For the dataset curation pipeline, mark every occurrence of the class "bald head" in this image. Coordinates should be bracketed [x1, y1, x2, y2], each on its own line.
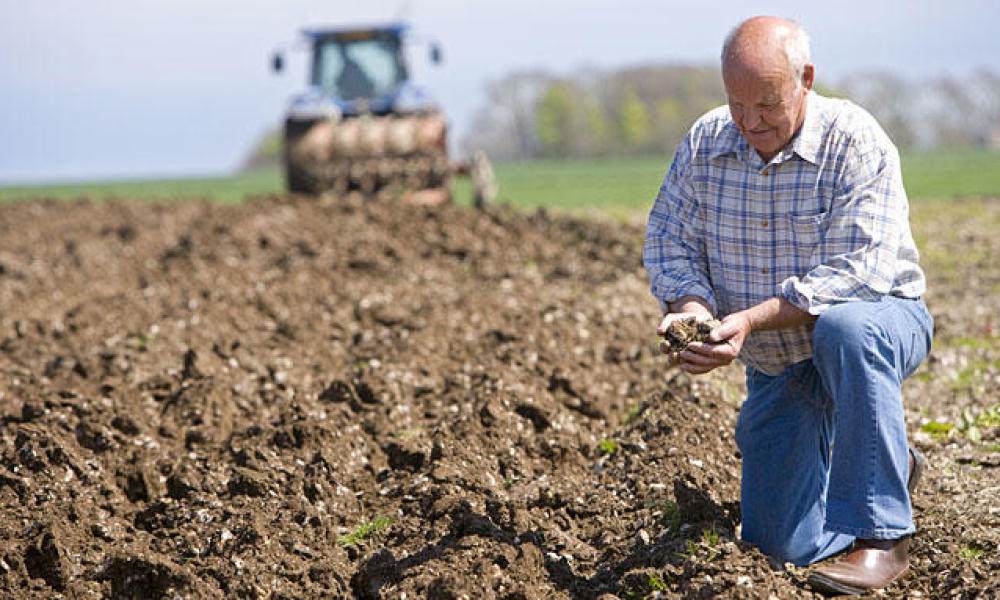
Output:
[719, 16, 814, 162]
[722, 16, 811, 86]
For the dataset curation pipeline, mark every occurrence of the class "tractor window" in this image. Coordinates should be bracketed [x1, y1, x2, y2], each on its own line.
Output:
[314, 37, 404, 100]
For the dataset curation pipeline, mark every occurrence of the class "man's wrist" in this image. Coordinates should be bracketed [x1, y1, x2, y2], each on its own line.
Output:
[741, 297, 814, 333]
[667, 295, 713, 317]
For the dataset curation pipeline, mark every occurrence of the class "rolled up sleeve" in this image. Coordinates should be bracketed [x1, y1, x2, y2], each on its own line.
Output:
[643, 140, 718, 315]
[781, 137, 906, 314]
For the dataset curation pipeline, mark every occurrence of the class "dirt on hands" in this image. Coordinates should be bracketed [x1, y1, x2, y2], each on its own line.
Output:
[661, 317, 722, 353]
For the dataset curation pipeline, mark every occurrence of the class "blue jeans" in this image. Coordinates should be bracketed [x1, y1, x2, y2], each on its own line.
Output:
[735, 297, 933, 566]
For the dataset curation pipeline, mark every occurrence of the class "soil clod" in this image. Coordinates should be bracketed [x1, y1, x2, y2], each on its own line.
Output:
[661, 316, 722, 352]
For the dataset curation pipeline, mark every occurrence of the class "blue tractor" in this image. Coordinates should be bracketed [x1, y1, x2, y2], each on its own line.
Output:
[272, 23, 456, 203]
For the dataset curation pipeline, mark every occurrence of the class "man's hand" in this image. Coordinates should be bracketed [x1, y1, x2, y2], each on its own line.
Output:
[655, 312, 712, 337]
[656, 297, 812, 375]
[656, 311, 713, 367]
[673, 312, 752, 375]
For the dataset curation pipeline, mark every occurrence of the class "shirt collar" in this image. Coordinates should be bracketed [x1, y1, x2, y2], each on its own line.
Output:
[708, 120, 748, 161]
[708, 91, 823, 165]
[787, 91, 822, 165]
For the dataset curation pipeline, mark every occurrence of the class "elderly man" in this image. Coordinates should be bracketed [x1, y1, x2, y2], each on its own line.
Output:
[643, 16, 933, 595]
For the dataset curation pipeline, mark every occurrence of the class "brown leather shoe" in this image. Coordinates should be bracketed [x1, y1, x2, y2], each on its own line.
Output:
[807, 537, 910, 595]
[807, 448, 924, 595]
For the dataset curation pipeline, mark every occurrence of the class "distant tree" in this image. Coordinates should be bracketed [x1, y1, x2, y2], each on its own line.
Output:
[970, 69, 1000, 147]
[838, 69, 1000, 149]
[604, 65, 723, 153]
[583, 102, 613, 156]
[534, 80, 616, 158]
[931, 75, 983, 147]
[617, 87, 652, 152]
[460, 70, 552, 160]
[464, 64, 725, 160]
[653, 97, 686, 151]
[460, 62, 1000, 160]
[839, 71, 921, 147]
[536, 81, 577, 158]
[240, 127, 283, 171]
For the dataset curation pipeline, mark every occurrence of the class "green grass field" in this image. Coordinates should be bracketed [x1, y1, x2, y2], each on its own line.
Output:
[2, 149, 999, 213]
[467, 149, 1000, 216]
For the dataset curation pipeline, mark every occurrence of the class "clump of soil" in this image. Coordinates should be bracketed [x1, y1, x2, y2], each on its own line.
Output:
[0, 192, 996, 599]
[661, 317, 722, 353]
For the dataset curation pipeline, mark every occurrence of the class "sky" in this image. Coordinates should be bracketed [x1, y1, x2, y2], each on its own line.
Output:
[1, 0, 998, 184]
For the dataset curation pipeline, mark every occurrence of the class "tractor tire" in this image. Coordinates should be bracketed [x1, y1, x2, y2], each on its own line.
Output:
[285, 161, 319, 194]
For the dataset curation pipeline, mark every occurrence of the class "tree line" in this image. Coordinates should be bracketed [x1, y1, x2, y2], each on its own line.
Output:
[459, 65, 1000, 161]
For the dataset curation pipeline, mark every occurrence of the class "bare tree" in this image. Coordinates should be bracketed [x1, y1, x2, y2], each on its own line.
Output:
[461, 63, 1000, 159]
[460, 70, 553, 160]
[840, 69, 1000, 149]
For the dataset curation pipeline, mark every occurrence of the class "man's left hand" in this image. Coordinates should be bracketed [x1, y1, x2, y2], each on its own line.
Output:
[675, 312, 752, 374]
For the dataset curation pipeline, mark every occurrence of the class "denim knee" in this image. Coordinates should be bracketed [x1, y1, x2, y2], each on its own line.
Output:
[812, 301, 877, 364]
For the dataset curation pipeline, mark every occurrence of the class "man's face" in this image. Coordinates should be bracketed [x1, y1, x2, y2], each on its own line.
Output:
[723, 62, 812, 162]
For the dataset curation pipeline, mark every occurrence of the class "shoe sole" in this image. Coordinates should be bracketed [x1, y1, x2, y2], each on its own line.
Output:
[807, 566, 910, 597]
[908, 447, 926, 496]
[806, 572, 866, 596]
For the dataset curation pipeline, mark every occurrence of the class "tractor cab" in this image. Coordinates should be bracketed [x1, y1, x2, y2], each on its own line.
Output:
[306, 25, 408, 116]
[274, 24, 440, 120]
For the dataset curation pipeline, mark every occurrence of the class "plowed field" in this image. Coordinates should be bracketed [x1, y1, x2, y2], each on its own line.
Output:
[0, 194, 997, 598]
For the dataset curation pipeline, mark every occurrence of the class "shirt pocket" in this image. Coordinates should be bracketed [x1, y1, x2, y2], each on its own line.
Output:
[787, 213, 825, 248]
[785, 213, 826, 269]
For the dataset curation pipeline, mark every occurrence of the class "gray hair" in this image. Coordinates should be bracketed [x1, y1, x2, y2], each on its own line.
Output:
[722, 18, 811, 85]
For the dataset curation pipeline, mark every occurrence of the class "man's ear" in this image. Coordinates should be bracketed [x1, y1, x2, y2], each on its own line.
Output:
[802, 63, 815, 91]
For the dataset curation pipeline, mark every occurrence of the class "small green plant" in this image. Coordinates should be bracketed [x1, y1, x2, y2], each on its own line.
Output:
[503, 476, 517, 489]
[959, 542, 986, 560]
[680, 523, 720, 562]
[338, 515, 394, 547]
[962, 404, 1000, 442]
[655, 500, 683, 531]
[924, 404, 1000, 444]
[132, 333, 152, 351]
[920, 420, 955, 440]
[647, 573, 668, 592]
[624, 573, 669, 599]
[598, 439, 617, 454]
[920, 404, 1000, 444]
[682, 539, 699, 559]
[392, 428, 421, 439]
[701, 523, 719, 548]
[621, 403, 643, 426]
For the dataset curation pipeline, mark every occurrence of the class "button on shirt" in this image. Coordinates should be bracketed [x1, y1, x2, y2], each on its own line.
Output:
[644, 92, 926, 375]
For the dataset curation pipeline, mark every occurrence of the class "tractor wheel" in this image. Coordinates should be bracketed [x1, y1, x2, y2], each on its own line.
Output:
[285, 161, 321, 194]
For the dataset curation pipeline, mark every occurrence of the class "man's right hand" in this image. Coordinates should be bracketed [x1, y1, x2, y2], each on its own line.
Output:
[655, 312, 714, 337]
[656, 311, 715, 367]
[655, 296, 715, 366]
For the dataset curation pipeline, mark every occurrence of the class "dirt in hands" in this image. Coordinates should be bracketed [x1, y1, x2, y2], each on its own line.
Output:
[660, 317, 722, 353]
[0, 193, 996, 599]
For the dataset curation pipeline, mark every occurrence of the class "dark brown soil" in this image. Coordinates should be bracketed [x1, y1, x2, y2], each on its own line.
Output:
[0, 193, 997, 599]
[660, 318, 722, 353]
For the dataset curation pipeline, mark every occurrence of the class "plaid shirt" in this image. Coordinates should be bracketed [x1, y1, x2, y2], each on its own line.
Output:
[644, 92, 926, 375]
